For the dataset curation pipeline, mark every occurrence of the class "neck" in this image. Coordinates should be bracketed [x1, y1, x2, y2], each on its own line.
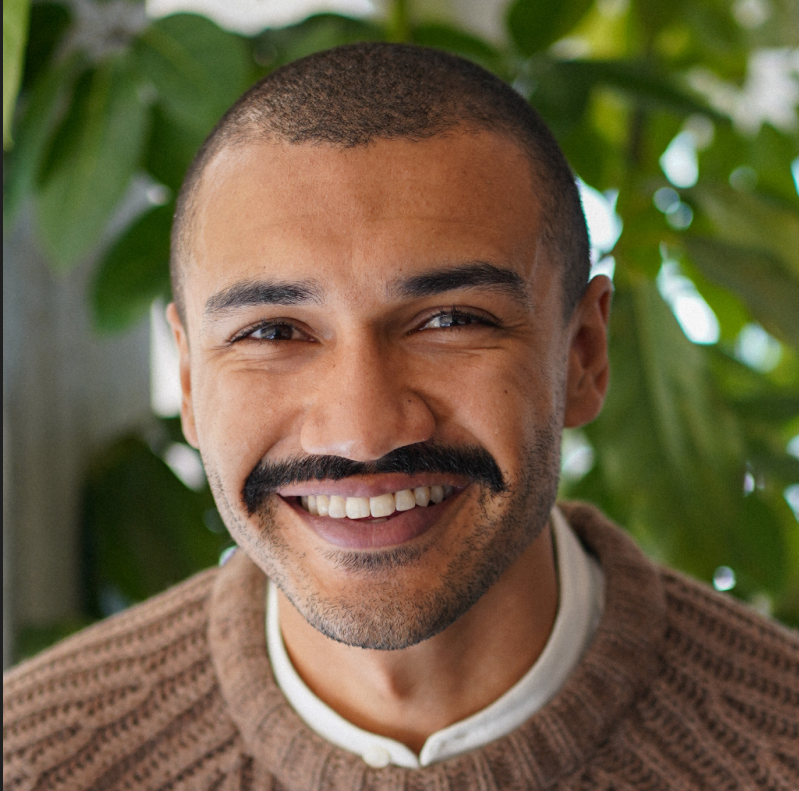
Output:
[277, 525, 558, 753]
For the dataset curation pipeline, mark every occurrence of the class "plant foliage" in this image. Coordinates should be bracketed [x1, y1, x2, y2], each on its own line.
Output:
[4, 0, 798, 628]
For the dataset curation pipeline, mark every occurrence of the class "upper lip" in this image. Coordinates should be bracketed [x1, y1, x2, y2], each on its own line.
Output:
[275, 473, 469, 499]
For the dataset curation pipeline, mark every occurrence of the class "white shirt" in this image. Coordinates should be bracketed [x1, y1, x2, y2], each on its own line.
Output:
[266, 506, 604, 768]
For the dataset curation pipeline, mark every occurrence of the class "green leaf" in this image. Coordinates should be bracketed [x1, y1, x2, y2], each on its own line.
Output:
[254, 13, 384, 70]
[82, 433, 228, 608]
[677, 257, 751, 344]
[627, 275, 723, 474]
[132, 14, 250, 137]
[691, 184, 799, 277]
[35, 58, 149, 270]
[525, 57, 723, 138]
[560, 123, 616, 190]
[698, 125, 799, 209]
[507, 0, 594, 57]
[411, 22, 504, 75]
[387, 0, 410, 42]
[746, 126, 799, 207]
[728, 392, 799, 424]
[20, 2, 71, 91]
[143, 105, 205, 193]
[556, 59, 724, 119]
[3, 0, 31, 148]
[524, 58, 594, 132]
[679, 2, 745, 76]
[91, 203, 173, 332]
[684, 236, 799, 351]
[728, 493, 790, 597]
[572, 276, 789, 592]
[748, 444, 799, 484]
[3, 51, 85, 230]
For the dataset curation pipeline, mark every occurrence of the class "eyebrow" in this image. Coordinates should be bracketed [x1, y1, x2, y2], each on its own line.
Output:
[204, 261, 530, 320]
[390, 262, 531, 306]
[204, 279, 322, 318]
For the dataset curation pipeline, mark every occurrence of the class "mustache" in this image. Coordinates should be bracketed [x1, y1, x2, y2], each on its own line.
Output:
[243, 442, 507, 515]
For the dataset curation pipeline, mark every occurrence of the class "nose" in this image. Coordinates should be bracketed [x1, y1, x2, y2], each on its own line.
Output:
[299, 335, 435, 461]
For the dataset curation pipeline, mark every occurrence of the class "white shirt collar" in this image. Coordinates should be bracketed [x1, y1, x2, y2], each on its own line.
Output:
[266, 505, 604, 769]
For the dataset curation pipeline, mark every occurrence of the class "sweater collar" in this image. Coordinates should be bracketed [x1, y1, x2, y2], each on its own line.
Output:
[264, 507, 605, 768]
[208, 502, 667, 790]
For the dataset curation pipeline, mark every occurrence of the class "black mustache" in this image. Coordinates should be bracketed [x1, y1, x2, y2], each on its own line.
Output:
[243, 442, 507, 515]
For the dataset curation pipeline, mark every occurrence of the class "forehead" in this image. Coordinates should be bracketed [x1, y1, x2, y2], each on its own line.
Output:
[184, 131, 545, 323]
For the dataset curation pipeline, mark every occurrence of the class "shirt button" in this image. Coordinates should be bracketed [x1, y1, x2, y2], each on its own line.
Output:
[362, 744, 391, 768]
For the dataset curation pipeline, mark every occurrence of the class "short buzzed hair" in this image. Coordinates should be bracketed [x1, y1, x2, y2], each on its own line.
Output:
[170, 43, 590, 321]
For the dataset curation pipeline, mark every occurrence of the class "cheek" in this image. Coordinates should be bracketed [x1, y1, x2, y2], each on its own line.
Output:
[421, 350, 562, 458]
[192, 365, 303, 498]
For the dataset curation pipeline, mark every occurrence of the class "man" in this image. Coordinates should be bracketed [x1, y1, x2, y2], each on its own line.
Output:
[4, 43, 797, 791]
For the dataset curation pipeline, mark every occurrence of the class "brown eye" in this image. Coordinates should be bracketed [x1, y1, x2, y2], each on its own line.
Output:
[430, 313, 469, 328]
[422, 310, 495, 330]
[249, 323, 297, 341]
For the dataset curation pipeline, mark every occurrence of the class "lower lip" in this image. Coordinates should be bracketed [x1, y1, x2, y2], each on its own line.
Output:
[286, 494, 462, 550]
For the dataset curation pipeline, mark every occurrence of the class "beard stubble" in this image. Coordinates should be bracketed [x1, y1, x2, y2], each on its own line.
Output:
[212, 423, 561, 651]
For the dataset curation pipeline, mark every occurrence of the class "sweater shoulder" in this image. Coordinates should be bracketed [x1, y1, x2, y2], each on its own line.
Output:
[639, 568, 799, 780]
[3, 567, 243, 790]
[659, 565, 799, 682]
[578, 565, 799, 791]
[6, 566, 217, 676]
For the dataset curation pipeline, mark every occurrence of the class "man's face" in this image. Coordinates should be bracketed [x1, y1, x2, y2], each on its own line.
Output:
[170, 130, 601, 649]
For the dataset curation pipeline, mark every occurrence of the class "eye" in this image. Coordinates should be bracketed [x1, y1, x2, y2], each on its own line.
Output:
[231, 321, 308, 343]
[421, 309, 497, 330]
[251, 323, 296, 341]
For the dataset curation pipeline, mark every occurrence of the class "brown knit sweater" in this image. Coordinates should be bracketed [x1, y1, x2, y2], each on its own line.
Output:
[4, 503, 798, 790]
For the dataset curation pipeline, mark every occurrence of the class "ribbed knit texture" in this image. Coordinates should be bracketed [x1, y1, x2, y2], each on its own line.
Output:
[4, 503, 798, 790]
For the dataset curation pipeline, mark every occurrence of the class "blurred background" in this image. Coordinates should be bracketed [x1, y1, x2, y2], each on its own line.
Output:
[3, 0, 798, 668]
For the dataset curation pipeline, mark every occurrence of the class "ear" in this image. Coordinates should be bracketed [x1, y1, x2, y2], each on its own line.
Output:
[165, 302, 199, 449]
[563, 275, 613, 428]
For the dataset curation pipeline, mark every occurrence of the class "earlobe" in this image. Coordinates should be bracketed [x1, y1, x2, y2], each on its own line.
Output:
[165, 302, 199, 449]
[563, 275, 613, 429]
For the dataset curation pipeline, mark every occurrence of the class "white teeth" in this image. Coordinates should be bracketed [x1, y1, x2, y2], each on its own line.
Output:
[345, 496, 371, 519]
[395, 489, 416, 511]
[370, 493, 396, 518]
[328, 495, 346, 519]
[299, 485, 456, 516]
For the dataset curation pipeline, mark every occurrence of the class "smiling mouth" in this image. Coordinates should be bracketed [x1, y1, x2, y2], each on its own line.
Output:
[297, 485, 456, 520]
[283, 483, 464, 550]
